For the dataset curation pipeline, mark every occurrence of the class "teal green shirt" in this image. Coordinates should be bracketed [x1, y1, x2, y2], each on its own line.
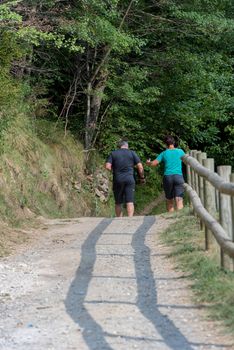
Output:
[156, 148, 185, 175]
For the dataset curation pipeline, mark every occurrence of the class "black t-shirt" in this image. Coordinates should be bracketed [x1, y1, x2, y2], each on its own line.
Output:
[106, 148, 141, 182]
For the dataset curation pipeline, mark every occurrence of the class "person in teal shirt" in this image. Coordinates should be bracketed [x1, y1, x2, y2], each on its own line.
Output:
[146, 135, 185, 212]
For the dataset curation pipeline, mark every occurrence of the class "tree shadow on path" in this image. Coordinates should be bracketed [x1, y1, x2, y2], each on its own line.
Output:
[132, 216, 193, 350]
[65, 218, 113, 350]
[65, 216, 229, 350]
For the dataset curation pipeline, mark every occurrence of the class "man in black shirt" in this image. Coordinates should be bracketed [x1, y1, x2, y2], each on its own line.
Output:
[105, 140, 145, 217]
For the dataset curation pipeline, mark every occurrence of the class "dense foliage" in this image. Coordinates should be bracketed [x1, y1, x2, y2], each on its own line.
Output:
[0, 0, 233, 165]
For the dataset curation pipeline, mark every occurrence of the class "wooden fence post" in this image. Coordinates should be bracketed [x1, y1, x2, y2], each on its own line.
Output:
[218, 166, 233, 271]
[197, 152, 207, 205]
[186, 154, 191, 187]
[190, 150, 197, 190]
[189, 150, 197, 213]
[231, 173, 234, 247]
[194, 151, 201, 194]
[186, 152, 192, 209]
[197, 152, 207, 230]
[183, 154, 234, 266]
[203, 158, 216, 250]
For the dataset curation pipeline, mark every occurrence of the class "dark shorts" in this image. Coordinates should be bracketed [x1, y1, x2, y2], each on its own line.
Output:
[113, 179, 135, 205]
[163, 175, 185, 200]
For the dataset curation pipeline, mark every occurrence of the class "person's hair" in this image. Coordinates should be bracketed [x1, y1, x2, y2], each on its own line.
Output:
[118, 139, 129, 148]
[164, 135, 175, 147]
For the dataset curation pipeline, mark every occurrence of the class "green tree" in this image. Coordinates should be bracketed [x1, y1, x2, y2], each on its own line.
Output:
[1, 0, 233, 165]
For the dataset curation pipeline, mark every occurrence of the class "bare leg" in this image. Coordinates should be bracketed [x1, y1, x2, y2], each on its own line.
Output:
[115, 204, 123, 217]
[126, 202, 134, 217]
[166, 199, 175, 212]
[175, 197, 183, 210]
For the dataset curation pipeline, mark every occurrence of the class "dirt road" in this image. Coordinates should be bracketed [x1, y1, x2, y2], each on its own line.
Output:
[0, 216, 233, 350]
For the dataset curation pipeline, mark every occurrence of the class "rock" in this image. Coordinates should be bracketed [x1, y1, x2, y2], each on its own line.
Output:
[95, 189, 102, 198]
[98, 183, 108, 193]
[22, 207, 36, 219]
[73, 181, 82, 192]
[86, 175, 93, 182]
[95, 188, 107, 203]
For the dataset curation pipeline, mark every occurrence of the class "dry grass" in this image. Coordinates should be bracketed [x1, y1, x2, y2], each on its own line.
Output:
[0, 117, 112, 256]
[0, 221, 29, 257]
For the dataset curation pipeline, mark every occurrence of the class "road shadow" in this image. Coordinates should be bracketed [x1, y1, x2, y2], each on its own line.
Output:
[65, 216, 230, 350]
[132, 216, 194, 350]
[65, 218, 113, 350]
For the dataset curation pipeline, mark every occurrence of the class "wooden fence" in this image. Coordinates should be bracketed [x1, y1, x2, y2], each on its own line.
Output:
[182, 151, 234, 271]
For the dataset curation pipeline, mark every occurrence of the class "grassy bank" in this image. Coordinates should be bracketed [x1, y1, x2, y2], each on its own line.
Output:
[0, 115, 164, 255]
[160, 208, 234, 334]
[0, 116, 114, 256]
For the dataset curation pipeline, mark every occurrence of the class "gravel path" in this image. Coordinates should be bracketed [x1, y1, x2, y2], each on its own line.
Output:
[0, 216, 233, 350]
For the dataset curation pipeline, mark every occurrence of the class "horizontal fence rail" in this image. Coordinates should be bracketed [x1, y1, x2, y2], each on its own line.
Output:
[184, 184, 234, 258]
[182, 151, 234, 271]
[183, 155, 234, 195]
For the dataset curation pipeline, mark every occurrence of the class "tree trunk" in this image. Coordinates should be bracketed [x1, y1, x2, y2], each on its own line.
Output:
[85, 70, 108, 150]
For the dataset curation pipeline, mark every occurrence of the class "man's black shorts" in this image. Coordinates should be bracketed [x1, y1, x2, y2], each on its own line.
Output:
[113, 179, 135, 204]
[163, 174, 184, 200]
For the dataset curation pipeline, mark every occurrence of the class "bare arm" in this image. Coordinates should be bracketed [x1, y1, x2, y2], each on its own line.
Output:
[136, 162, 144, 179]
[105, 162, 112, 171]
[146, 159, 159, 167]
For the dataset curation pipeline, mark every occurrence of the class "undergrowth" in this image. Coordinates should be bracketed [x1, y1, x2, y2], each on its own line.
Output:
[160, 208, 234, 334]
[135, 168, 162, 214]
[0, 116, 114, 255]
